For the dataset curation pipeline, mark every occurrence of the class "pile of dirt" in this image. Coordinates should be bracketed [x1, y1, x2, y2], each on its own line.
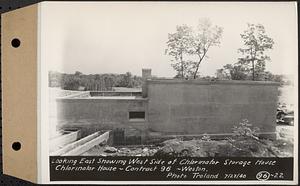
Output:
[83, 145, 159, 156]
[153, 137, 293, 157]
[114, 147, 158, 156]
[83, 137, 293, 157]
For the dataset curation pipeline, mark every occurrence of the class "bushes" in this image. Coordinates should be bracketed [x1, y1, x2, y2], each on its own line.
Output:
[232, 119, 260, 140]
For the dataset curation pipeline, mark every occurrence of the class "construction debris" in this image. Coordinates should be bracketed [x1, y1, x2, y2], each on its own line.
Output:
[104, 147, 118, 153]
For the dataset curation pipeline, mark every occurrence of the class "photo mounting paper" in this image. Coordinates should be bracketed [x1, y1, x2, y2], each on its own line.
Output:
[2, 1, 298, 185]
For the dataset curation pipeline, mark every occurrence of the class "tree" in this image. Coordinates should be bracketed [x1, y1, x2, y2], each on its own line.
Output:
[217, 64, 248, 80]
[165, 25, 193, 78]
[104, 75, 114, 90]
[190, 18, 223, 79]
[216, 63, 285, 84]
[166, 19, 223, 79]
[48, 71, 62, 87]
[94, 74, 102, 90]
[62, 75, 80, 90]
[238, 23, 274, 80]
[52, 71, 144, 91]
[116, 72, 134, 88]
[75, 71, 82, 76]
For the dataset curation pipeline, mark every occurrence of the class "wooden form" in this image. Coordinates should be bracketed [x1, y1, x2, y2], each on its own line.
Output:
[49, 131, 79, 153]
[51, 131, 110, 156]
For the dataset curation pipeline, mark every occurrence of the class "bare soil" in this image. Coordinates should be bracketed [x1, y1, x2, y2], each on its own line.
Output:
[83, 126, 294, 157]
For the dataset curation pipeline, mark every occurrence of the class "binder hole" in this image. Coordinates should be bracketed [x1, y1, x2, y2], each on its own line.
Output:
[12, 142, 21, 151]
[11, 38, 21, 48]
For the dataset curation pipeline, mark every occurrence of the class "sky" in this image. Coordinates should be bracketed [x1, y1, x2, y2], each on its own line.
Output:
[41, 2, 298, 77]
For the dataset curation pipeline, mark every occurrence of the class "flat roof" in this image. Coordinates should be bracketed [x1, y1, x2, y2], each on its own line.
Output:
[86, 96, 142, 99]
[57, 96, 148, 101]
[147, 79, 280, 86]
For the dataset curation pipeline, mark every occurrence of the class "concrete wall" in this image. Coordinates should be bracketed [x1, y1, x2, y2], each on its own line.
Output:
[56, 98, 148, 139]
[146, 80, 279, 137]
[56, 80, 279, 140]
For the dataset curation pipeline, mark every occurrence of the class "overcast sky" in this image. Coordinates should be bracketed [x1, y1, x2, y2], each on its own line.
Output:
[41, 2, 297, 77]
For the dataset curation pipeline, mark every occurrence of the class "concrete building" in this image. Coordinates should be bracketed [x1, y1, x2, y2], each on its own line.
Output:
[56, 69, 279, 144]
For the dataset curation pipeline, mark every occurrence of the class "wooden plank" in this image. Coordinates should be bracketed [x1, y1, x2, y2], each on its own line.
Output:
[50, 131, 101, 156]
[63, 131, 110, 156]
[49, 131, 79, 153]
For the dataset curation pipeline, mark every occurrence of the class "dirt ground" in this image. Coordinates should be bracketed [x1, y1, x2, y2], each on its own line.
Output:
[83, 124, 294, 157]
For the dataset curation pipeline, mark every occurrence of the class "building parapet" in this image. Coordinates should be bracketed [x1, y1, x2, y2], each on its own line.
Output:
[146, 79, 280, 86]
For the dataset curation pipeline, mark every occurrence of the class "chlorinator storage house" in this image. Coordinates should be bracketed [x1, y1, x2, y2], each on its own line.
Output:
[55, 69, 279, 145]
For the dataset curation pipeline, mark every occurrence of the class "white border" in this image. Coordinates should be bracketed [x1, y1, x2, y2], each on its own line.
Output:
[37, 2, 42, 183]
[39, 2, 51, 183]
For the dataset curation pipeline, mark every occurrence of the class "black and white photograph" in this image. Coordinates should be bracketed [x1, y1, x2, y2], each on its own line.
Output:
[42, 1, 297, 183]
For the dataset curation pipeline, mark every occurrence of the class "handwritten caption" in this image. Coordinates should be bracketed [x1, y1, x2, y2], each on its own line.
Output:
[50, 157, 293, 181]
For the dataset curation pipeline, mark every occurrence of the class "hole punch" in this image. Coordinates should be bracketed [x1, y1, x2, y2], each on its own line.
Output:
[12, 142, 21, 151]
[11, 38, 21, 48]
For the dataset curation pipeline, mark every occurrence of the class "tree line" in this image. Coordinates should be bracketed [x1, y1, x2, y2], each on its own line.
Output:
[50, 20, 284, 91]
[166, 19, 276, 81]
[49, 71, 143, 91]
